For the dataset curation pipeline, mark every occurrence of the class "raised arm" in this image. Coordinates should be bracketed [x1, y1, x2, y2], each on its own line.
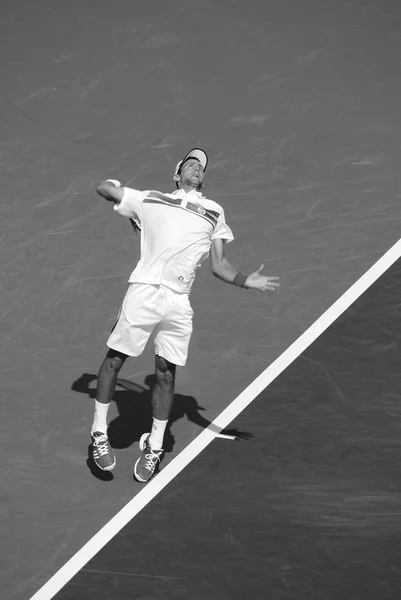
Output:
[210, 238, 280, 292]
[96, 179, 124, 204]
[96, 180, 143, 233]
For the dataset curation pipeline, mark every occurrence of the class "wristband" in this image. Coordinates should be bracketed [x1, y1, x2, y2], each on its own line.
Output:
[106, 179, 121, 187]
[233, 273, 248, 288]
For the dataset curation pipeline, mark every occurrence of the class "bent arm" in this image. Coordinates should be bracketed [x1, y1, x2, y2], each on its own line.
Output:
[96, 180, 124, 204]
[210, 238, 280, 292]
[210, 238, 238, 284]
[96, 180, 142, 228]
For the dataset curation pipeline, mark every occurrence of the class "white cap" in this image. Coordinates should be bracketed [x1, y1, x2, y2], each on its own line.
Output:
[174, 148, 208, 176]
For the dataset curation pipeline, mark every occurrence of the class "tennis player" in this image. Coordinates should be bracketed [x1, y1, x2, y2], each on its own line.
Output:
[91, 148, 280, 482]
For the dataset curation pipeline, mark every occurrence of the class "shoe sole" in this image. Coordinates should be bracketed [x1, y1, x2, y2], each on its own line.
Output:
[94, 458, 116, 472]
[139, 432, 150, 451]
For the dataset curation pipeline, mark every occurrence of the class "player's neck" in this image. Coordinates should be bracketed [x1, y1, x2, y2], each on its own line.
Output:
[178, 183, 202, 194]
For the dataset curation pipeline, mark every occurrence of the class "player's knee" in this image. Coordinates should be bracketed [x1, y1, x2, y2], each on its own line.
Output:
[105, 350, 126, 373]
[109, 357, 124, 372]
[155, 356, 176, 389]
[157, 372, 175, 393]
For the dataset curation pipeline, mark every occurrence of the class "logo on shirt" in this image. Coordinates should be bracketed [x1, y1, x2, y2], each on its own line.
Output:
[144, 192, 220, 228]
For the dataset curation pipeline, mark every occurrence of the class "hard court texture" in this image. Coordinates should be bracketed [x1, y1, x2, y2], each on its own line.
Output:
[55, 257, 401, 599]
[1, 0, 401, 598]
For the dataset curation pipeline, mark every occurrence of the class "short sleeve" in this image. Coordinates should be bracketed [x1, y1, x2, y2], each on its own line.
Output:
[211, 208, 234, 243]
[113, 188, 148, 222]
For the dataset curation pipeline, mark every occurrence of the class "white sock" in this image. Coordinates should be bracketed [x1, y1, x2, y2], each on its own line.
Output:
[91, 400, 110, 435]
[149, 418, 168, 450]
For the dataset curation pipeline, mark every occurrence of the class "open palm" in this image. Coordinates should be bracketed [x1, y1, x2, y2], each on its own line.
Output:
[246, 264, 280, 291]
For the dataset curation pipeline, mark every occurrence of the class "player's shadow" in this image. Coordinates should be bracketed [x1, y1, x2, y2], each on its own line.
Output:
[72, 372, 252, 478]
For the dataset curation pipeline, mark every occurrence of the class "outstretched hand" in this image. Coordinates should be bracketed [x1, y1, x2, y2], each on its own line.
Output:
[245, 264, 280, 292]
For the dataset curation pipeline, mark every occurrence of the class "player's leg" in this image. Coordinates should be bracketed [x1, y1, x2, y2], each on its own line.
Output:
[134, 288, 193, 483]
[91, 349, 128, 471]
[150, 354, 176, 445]
[91, 283, 161, 471]
[133, 355, 176, 483]
[96, 349, 128, 406]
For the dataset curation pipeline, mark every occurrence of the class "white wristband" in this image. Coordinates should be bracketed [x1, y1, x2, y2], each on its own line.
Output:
[106, 179, 121, 187]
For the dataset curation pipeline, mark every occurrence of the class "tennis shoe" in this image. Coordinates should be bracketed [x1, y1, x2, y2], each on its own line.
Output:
[134, 433, 163, 483]
[91, 431, 116, 471]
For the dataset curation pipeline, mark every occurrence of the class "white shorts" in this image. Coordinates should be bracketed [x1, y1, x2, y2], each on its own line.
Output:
[107, 283, 193, 366]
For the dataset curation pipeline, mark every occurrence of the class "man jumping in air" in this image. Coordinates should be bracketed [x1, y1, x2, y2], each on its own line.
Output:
[92, 148, 280, 482]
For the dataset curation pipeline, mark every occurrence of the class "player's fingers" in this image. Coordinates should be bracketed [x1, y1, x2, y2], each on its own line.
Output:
[256, 264, 264, 274]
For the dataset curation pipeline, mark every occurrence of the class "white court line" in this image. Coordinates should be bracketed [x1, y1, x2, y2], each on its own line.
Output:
[30, 237, 401, 600]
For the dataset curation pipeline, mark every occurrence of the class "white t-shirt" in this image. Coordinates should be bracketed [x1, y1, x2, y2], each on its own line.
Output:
[114, 187, 234, 294]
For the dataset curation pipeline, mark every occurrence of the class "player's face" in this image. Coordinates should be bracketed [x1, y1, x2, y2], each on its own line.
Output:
[179, 159, 205, 187]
